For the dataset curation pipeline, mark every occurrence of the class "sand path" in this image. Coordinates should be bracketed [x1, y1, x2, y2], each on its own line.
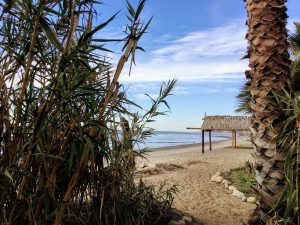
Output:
[137, 138, 256, 225]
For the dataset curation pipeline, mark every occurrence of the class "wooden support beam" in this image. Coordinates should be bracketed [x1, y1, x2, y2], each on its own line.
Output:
[234, 130, 237, 148]
[186, 127, 202, 130]
[231, 130, 234, 148]
[209, 130, 212, 151]
[231, 130, 237, 148]
[202, 130, 204, 153]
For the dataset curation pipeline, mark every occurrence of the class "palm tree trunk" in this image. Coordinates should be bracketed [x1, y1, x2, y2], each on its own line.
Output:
[245, 0, 291, 223]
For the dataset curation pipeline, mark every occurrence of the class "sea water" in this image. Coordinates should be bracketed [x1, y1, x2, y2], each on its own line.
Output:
[134, 131, 231, 149]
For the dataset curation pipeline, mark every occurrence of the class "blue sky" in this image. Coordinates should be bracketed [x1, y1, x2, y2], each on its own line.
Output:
[96, 0, 300, 131]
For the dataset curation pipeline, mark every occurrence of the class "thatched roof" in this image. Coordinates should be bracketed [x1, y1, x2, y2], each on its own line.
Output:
[201, 116, 250, 131]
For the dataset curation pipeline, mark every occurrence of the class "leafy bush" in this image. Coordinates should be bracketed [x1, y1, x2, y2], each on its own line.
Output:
[273, 91, 300, 225]
[224, 161, 257, 195]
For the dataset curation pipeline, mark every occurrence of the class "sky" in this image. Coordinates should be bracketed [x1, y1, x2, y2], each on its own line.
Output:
[96, 0, 300, 131]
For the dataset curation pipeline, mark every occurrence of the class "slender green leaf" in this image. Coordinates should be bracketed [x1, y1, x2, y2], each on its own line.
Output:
[39, 17, 63, 52]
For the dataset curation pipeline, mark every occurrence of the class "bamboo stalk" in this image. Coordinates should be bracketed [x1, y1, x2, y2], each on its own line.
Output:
[53, 21, 139, 225]
[96, 22, 139, 123]
[30, 0, 78, 141]
[97, 41, 134, 119]
[52, 143, 90, 225]
[13, 3, 42, 134]
[7, 3, 43, 223]
[8, 2, 79, 223]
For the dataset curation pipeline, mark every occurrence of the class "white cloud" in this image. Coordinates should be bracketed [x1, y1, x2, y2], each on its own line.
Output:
[153, 34, 173, 44]
[124, 82, 242, 100]
[173, 86, 189, 95]
[153, 21, 247, 60]
[119, 20, 248, 83]
[133, 93, 159, 100]
[121, 61, 247, 82]
[118, 18, 299, 83]
[225, 87, 239, 93]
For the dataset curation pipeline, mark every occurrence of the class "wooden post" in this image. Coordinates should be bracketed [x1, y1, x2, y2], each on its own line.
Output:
[209, 130, 212, 151]
[231, 130, 234, 148]
[202, 130, 204, 153]
[234, 130, 237, 148]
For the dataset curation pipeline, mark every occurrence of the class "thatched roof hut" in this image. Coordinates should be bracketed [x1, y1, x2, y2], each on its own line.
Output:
[187, 115, 250, 153]
[201, 116, 250, 131]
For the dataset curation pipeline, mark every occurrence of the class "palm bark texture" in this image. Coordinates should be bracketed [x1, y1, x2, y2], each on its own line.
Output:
[245, 0, 292, 222]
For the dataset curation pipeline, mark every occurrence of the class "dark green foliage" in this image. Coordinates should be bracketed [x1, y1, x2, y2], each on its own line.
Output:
[0, 1, 177, 225]
[235, 81, 251, 114]
[273, 91, 299, 225]
[290, 22, 300, 94]
[224, 161, 257, 195]
[289, 22, 300, 58]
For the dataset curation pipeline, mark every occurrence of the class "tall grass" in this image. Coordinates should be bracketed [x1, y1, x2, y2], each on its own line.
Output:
[0, 1, 176, 224]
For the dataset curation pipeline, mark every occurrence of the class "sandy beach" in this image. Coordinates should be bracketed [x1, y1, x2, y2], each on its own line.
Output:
[137, 136, 256, 225]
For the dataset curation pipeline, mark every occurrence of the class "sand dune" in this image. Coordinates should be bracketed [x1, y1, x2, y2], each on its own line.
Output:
[137, 137, 256, 225]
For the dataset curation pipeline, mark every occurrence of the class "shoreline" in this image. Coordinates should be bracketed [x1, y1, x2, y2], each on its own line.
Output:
[137, 135, 251, 166]
[142, 134, 250, 152]
[139, 133, 250, 153]
[144, 139, 228, 152]
[134, 130, 247, 152]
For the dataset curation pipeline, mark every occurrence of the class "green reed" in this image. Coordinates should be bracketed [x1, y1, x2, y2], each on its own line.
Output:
[0, 1, 176, 224]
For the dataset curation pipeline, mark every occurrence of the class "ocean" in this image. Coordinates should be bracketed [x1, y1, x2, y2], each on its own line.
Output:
[134, 131, 231, 149]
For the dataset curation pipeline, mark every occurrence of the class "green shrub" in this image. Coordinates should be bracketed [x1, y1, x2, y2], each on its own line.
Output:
[225, 161, 257, 195]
